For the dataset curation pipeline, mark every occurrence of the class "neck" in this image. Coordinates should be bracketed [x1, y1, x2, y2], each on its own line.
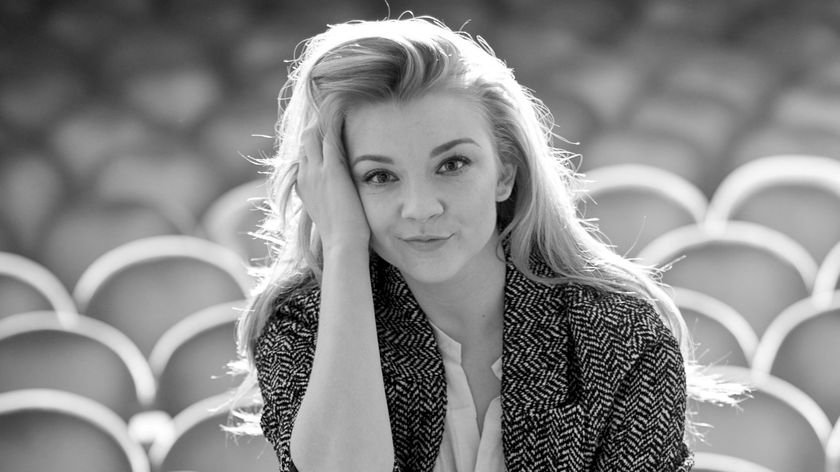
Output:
[401, 240, 507, 343]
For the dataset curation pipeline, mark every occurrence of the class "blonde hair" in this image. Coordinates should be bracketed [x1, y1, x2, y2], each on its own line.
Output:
[228, 15, 742, 438]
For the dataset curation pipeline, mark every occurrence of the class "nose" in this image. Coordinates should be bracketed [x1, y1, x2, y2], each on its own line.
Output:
[399, 179, 444, 221]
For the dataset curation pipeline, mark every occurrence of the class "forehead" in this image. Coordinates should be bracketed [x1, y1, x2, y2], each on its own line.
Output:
[344, 92, 493, 156]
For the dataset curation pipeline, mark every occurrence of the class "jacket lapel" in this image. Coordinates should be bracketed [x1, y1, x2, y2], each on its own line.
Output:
[502, 260, 591, 470]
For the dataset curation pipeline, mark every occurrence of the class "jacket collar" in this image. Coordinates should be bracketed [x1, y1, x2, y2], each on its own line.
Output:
[370, 246, 573, 409]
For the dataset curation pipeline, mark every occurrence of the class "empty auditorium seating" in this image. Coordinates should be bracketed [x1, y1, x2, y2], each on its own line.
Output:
[752, 291, 840, 423]
[149, 300, 246, 416]
[624, 89, 743, 193]
[0, 389, 151, 472]
[654, 48, 780, 119]
[547, 46, 652, 127]
[91, 138, 228, 222]
[690, 366, 831, 472]
[639, 222, 817, 337]
[706, 154, 840, 263]
[772, 82, 840, 134]
[3, 2, 840, 469]
[73, 235, 253, 356]
[196, 95, 276, 189]
[0, 311, 155, 420]
[47, 100, 159, 187]
[727, 123, 840, 172]
[579, 164, 707, 260]
[672, 287, 756, 367]
[148, 393, 278, 472]
[0, 149, 68, 257]
[0, 252, 76, 319]
[580, 127, 707, 191]
[201, 179, 269, 264]
[37, 198, 190, 289]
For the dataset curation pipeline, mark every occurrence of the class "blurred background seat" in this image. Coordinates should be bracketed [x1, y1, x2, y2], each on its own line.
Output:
[752, 291, 840, 424]
[639, 222, 817, 338]
[706, 155, 840, 264]
[815, 241, 840, 305]
[195, 95, 277, 189]
[149, 300, 246, 417]
[829, 419, 840, 472]
[47, 100, 159, 188]
[623, 89, 743, 195]
[727, 123, 840, 173]
[546, 46, 653, 128]
[690, 366, 831, 472]
[0, 389, 151, 472]
[201, 179, 269, 265]
[0, 148, 69, 258]
[0, 252, 76, 320]
[0, 311, 155, 420]
[578, 164, 708, 261]
[672, 287, 756, 368]
[148, 393, 278, 472]
[579, 127, 707, 192]
[90, 137, 228, 226]
[73, 235, 253, 357]
[692, 452, 778, 472]
[37, 198, 191, 289]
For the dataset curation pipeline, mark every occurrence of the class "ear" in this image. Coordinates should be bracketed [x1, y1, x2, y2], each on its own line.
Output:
[496, 161, 517, 202]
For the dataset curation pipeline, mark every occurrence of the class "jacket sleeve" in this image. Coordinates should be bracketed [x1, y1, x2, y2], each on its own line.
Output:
[255, 299, 406, 472]
[592, 332, 694, 471]
[255, 299, 317, 472]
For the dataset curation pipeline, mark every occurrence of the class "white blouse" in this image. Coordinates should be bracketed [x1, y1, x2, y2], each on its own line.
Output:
[429, 321, 505, 472]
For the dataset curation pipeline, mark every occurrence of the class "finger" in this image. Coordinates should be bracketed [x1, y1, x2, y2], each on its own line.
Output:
[321, 124, 347, 169]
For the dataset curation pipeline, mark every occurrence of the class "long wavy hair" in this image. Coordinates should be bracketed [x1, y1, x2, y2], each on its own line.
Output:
[228, 15, 742, 438]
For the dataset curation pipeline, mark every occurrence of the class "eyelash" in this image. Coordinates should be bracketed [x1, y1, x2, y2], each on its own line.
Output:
[361, 155, 471, 185]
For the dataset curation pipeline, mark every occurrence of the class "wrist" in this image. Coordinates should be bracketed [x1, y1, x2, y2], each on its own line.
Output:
[321, 238, 370, 260]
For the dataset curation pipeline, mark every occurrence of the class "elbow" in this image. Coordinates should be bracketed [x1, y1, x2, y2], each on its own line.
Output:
[290, 426, 395, 472]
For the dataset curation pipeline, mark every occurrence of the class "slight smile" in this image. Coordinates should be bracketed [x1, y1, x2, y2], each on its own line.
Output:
[400, 234, 453, 251]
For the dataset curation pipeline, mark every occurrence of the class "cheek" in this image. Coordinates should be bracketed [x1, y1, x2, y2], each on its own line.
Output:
[358, 194, 390, 235]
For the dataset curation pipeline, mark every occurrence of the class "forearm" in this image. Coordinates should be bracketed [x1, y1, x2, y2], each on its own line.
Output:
[290, 243, 394, 472]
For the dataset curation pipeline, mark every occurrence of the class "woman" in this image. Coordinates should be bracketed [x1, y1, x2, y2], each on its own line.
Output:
[230, 16, 740, 471]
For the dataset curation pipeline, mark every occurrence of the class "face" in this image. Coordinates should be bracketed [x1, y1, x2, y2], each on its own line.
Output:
[344, 92, 516, 287]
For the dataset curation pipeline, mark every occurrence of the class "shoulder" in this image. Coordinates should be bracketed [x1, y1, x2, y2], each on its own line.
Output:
[551, 282, 682, 379]
[257, 282, 322, 354]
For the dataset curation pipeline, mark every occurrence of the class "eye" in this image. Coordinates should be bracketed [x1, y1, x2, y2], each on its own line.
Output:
[437, 155, 470, 174]
[363, 170, 397, 185]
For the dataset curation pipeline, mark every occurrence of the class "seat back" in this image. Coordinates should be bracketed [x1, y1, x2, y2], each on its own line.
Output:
[0, 252, 75, 320]
[815, 241, 840, 306]
[149, 394, 278, 472]
[0, 389, 150, 472]
[707, 155, 840, 263]
[672, 287, 757, 367]
[639, 222, 817, 337]
[37, 198, 188, 288]
[0, 311, 155, 419]
[753, 291, 840, 423]
[579, 164, 707, 260]
[74, 235, 252, 356]
[693, 452, 779, 472]
[828, 419, 840, 472]
[691, 366, 831, 472]
[201, 179, 268, 264]
[150, 300, 244, 416]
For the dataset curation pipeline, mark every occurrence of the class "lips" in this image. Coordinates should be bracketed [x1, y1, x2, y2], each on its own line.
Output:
[400, 234, 452, 251]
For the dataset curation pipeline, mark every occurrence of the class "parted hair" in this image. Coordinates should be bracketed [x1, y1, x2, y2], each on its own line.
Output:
[228, 15, 742, 437]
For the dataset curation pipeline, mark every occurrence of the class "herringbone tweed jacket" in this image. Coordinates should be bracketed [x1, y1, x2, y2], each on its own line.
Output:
[256, 252, 693, 471]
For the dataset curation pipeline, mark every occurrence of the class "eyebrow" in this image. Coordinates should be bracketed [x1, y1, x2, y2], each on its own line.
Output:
[351, 138, 480, 166]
